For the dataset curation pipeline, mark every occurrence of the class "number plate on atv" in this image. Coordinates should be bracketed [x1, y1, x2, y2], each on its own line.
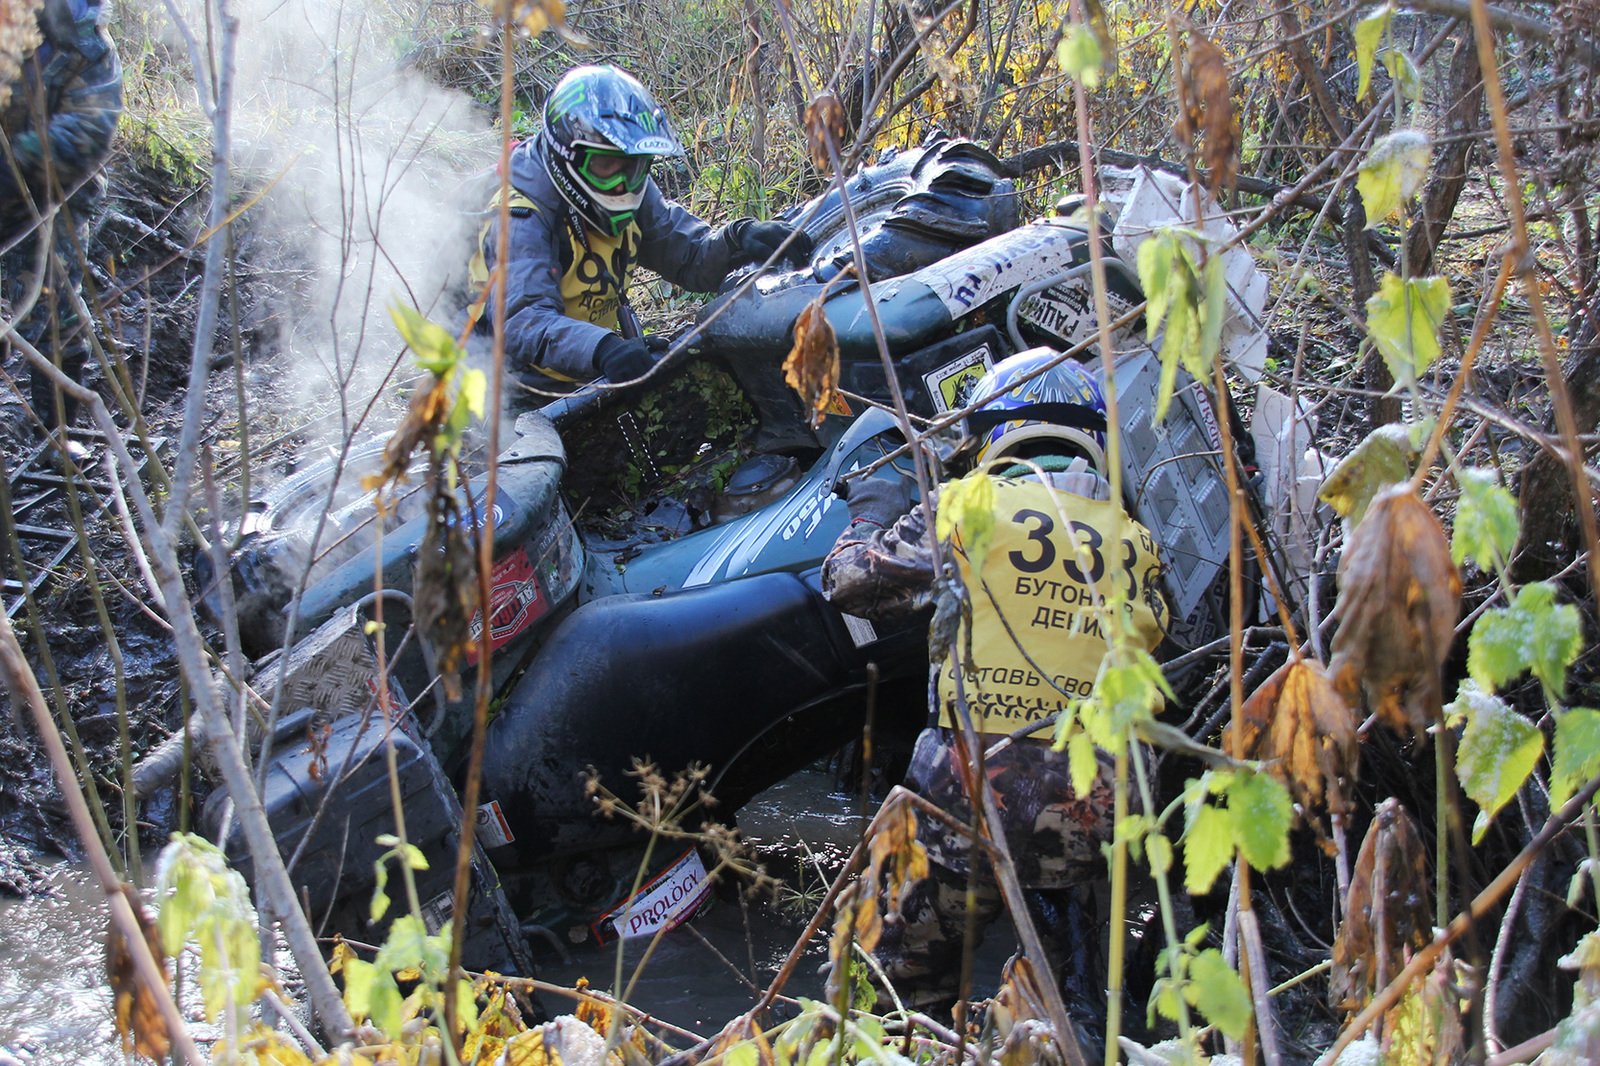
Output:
[591, 848, 713, 944]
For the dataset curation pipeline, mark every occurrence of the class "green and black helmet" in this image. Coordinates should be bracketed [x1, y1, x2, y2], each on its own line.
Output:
[539, 65, 684, 237]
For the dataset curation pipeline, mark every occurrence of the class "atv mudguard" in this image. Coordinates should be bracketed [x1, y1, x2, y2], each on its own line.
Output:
[478, 568, 928, 871]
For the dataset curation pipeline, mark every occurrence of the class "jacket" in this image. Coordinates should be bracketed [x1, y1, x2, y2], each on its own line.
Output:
[477, 139, 745, 381]
[0, 0, 120, 236]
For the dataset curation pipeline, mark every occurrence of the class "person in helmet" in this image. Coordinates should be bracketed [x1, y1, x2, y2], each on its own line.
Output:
[1, 0, 121, 434]
[473, 64, 811, 387]
[821, 348, 1168, 1047]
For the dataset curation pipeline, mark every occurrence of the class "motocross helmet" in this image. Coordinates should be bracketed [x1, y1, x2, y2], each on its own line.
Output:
[964, 348, 1109, 474]
[539, 65, 684, 237]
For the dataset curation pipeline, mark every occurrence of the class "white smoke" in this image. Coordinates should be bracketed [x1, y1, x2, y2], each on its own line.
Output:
[165, 0, 499, 418]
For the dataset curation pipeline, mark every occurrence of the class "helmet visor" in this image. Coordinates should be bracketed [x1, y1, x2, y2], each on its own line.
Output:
[577, 147, 653, 194]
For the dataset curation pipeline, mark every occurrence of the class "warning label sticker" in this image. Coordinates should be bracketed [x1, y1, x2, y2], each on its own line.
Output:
[466, 547, 548, 663]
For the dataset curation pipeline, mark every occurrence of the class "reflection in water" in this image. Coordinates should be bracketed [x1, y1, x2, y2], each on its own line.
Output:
[0, 864, 118, 1064]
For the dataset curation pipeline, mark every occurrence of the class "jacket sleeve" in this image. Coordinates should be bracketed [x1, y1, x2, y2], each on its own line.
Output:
[633, 181, 747, 294]
[0, 15, 120, 211]
[490, 202, 611, 381]
[820, 503, 937, 620]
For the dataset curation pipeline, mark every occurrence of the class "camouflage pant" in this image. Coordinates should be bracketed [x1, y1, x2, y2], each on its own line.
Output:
[2, 197, 93, 429]
[866, 727, 1114, 1015]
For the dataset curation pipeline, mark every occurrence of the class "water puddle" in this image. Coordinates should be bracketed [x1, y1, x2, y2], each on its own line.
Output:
[0, 864, 119, 1063]
[0, 768, 1018, 1060]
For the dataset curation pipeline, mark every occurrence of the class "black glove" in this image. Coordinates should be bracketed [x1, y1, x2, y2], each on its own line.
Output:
[595, 334, 654, 384]
[643, 332, 673, 355]
[735, 220, 814, 268]
[838, 475, 917, 527]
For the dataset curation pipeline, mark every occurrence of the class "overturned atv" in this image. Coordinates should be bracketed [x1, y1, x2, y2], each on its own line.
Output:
[152, 137, 1258, 975]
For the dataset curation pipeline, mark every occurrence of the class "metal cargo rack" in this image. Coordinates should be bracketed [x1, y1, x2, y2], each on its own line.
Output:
[3, 426, 167, 617]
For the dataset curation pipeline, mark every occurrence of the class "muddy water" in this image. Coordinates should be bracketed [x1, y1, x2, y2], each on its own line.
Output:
[0, 768, 1016, 1061]
[0, 863, 120, 1062]
[533, 767, 1017, 1037]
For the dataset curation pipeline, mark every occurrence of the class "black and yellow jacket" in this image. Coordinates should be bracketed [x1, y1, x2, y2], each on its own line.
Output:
[476, 139, 747, 382]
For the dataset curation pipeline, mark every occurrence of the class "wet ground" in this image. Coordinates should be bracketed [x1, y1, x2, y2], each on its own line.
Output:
[0, 767, 1020, 1062]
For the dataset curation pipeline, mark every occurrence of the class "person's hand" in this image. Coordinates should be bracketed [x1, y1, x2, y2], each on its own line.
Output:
[596, 334, 654, 383]
[737, 220, 814, 268]
[836, 475, 917, 527]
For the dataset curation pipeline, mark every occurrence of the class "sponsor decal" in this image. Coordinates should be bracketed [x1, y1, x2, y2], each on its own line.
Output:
[420, 890, 453, 935]
[592, 848, 713, 944]
[466, 547, 549, 663]
[476, 800, 515, 848]
[923, 343, 995, 414]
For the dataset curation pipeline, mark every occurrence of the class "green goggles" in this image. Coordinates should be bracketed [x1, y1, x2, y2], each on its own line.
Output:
[578, 148, 653, 194]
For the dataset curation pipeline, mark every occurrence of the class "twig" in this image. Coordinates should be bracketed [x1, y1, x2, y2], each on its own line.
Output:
[1319, 767, 1600, 1064]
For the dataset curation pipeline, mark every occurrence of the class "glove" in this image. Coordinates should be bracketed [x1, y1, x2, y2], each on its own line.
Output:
[735, 220, 814, 269]
[838, 475, 917, 528]
[595, 334, 654, 384]
[643, 332, 673, 355]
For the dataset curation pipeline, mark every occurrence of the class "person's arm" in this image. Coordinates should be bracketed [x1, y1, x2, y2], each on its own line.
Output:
[4, 24, 120, 206]
[820, 479, 934, 620]
[632, 181, 745, 294]
[492, 201, 612, 381]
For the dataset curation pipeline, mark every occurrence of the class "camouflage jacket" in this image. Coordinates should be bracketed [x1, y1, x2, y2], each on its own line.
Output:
[0, 0, 121, 234]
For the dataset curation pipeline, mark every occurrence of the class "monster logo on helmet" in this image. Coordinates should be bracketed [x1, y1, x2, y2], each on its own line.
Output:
[539, 65, 685, 237]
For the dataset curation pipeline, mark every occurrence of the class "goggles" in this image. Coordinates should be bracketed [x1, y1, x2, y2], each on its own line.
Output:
[577, 147, 653, 194]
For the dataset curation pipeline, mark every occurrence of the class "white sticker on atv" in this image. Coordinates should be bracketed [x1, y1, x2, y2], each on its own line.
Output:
[912, 221, 1086, 318]
[476, 800, 515, 849]
[593, 848, 712, 943]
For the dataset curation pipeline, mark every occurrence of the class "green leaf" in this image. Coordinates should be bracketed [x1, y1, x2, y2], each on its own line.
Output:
[1452, 468, 1519, 572]
[1068, 727, 1099, 801]
[454, 978, 479, 1030]
[938, 472, 998, 572]
[1187, 948, 1253, 1039]
[1366, 271, 1451, 384]
[1318, 423, 1415, 527]
[1056, 23, 1102, 88]
[1468, 581, 1584, 696]
[369, 971, 404, 1039]
[1199, 253, 1227, 371]
[1354, 4, 1394, 100]
[1382, 48, 1423, 108]
[1183, 802, 1235, 895]
[1146, 832, 1174, 877]
[1450, 681, 1544, 842]
[1098, 648, 1173, 733]
[389, 302, 464, 378]
[1227, 770, 1293, 871]
[342, 957, 378, 1020]
[1553, 708, 1600, 809]
[728, 1042, 760, 1066]
[399, 842, 430, 871]
[1358, 131, 1431, 226]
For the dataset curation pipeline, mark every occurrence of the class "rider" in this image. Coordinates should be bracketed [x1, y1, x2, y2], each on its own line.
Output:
[821, 349, 1168, 1044]
[471, 64, 811, 387]
[1, 0, 121, 433]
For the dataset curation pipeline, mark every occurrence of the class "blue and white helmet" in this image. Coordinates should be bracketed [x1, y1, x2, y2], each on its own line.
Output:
[964, 348, 1108, 474]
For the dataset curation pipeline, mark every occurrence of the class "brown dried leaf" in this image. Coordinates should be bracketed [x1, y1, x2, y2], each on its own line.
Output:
[107, 887, 172, 1062]
[1231, 658, 1360, 815]
[364, 378, 450, 494]
[1328, 487, 1462, 738]
[783, 299, 840, 428]
[865, 802, 929, 915]
[1330, 799, 1432, 1014]
[1177, 34, 1238, 195]
[804, 93, 848, 172]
